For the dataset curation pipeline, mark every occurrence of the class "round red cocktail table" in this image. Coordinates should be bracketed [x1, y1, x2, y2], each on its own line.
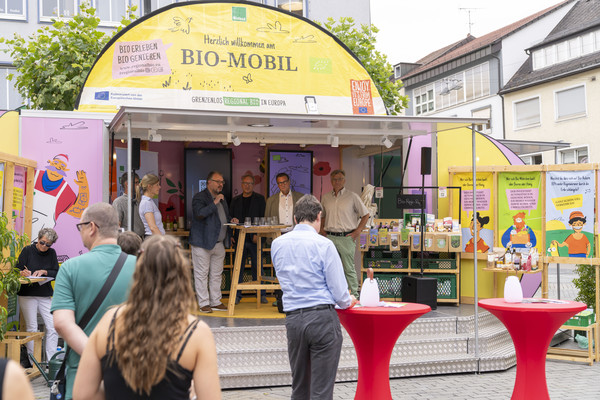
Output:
[336, 303, 431, 400]
[479, 298, 586, 400]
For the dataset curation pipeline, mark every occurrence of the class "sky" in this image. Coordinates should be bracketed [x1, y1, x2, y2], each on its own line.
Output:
[370, 0, 567, 64]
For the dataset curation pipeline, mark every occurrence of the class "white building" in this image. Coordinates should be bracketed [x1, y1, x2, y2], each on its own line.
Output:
[501, 0, 600, 164]
[393, 0, 576, 141]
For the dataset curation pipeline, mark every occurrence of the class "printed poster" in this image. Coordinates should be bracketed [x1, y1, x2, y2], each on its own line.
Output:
[20, 117, 104, 262]
[497, 172, 542, 253]
[546, 170, 595, 258]
[76, 2, 385, 115]
[454, 172, 494, 253]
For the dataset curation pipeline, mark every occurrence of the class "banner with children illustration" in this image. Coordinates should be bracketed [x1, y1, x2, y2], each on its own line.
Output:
[546, 170, 595, 258]
[454, 172, 494, 253]
[497, 172, 542, 253]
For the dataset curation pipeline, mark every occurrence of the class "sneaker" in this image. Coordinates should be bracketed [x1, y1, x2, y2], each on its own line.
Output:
[212, 303, 228, 311]
[200, 305, 213, 313]
[261, 296, 268, 304]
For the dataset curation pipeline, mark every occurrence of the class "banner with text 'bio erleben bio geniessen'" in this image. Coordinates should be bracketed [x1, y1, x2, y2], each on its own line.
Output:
[76, 2, 385, 115]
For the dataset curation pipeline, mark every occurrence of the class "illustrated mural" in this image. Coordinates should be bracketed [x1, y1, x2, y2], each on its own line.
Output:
[545, 170, 595, 258]
[21, 117, 104, 260]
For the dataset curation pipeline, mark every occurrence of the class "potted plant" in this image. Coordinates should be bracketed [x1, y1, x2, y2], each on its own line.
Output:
[0, 212, 29, 341]
[573, 264, 596, 312]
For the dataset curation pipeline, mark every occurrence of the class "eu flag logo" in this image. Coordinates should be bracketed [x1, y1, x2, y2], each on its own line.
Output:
[358, 107, 368, 114]
[94, 91, 109, 100]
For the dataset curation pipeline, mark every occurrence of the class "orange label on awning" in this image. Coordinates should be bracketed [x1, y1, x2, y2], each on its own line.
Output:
[350, 79, 374, 115]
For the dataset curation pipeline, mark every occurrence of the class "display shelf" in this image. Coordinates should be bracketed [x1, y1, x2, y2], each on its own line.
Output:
[482, 267, 542, 274]
[547, 322, 597, 366]
[361, 244, 460, 304]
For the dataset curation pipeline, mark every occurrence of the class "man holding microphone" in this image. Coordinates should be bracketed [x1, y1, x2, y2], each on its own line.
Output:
[190, 171, 238, 313]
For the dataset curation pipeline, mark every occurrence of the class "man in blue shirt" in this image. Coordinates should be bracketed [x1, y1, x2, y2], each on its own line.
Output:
[272, 194, 357, 399]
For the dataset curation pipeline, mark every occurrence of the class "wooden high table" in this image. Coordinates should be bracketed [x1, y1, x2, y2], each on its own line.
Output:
[226, 224, 288, 316]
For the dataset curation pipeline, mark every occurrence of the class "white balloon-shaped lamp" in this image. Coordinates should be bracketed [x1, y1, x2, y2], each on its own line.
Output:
[359, 268, 380, 307]
[504, 275, 523, 303]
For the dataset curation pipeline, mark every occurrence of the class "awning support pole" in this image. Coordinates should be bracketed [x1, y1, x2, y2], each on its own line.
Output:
[472, 124, 479, 365]
[127, 115, 133, 232]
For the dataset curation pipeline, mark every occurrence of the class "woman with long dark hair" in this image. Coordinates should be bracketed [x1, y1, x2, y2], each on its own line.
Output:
[73, 235, 221, 399]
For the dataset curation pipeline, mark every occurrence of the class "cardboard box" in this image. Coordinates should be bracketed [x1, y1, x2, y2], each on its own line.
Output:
[424, 233, 435, 251]
[400, 228, 411, 246]
[448, 234, 462, 252]
[410, 232, 421, 251]
[434, 233, 449, 252]
[389, 232, 400, 251]
[359, 231, 369, 251]
[369, 228, 379, 247]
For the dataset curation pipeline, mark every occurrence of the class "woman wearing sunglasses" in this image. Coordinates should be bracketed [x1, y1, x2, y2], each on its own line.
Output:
[16, 227, 60, 365]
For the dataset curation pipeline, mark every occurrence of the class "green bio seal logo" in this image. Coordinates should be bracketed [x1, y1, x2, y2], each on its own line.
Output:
[310, 57, 332, 74]
[232, 7, 247, 22]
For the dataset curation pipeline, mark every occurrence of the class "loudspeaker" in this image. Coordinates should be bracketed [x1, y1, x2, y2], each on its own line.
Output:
[131, 138, 141, 170]
[402, 275, 437, 310]
[420, 147, 432, 176]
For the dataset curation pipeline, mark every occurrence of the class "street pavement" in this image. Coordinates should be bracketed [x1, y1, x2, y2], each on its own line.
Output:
[31, 264, 597, 399]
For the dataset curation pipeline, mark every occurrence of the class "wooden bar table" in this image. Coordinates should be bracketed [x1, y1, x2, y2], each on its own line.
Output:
[226, 224, 288, 316]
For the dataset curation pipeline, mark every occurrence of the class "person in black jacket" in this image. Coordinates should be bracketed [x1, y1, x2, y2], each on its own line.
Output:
[189, 171, 238, 313]
[229, 173, 267, 304]
[17, 228, 60, 363]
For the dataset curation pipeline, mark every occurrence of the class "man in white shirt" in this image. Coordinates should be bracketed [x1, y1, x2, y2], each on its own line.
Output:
[265, 173, 303, 232]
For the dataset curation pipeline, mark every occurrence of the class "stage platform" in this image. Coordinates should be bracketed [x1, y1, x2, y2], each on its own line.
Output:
[194, 300, 550, 390]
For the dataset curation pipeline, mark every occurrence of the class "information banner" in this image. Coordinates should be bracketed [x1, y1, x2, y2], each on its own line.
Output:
[454, 172, 494, 253]
[497, 172, 542, 253]
[546, 170, 595, 258]
[77, 2, 385, 115]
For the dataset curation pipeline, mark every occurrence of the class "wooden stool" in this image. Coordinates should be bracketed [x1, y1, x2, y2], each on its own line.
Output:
[1, 331, 45, 379]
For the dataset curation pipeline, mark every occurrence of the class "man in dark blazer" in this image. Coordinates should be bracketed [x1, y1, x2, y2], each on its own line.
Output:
[229, 173, 267, 304]
[265, 172, 304, 232]
[190, 171, 238, 313]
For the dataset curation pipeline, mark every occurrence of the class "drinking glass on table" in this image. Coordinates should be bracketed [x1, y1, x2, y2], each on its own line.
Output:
[259, 217, 266, 226]
[271, 216, 278, 226]
[244, 217, 252, 227]
[253, 217, 259, 226]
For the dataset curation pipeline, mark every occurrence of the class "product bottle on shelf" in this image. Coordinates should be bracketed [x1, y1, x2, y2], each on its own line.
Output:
[513, 250, 521, 270]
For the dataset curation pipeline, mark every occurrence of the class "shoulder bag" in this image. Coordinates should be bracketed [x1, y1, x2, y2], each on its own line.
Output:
[50, 251, 128, 400]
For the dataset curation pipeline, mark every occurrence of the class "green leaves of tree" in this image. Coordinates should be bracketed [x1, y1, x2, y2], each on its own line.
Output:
[0, 3, 136, 110]
[320, 17, 408, 115]
[0, 212, 28, 341]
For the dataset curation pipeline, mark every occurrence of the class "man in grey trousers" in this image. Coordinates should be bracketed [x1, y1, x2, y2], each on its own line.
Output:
[272, 194, 357, 399]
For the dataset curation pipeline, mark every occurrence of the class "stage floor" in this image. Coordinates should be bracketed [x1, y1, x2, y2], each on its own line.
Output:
[198, 300, 478, 328]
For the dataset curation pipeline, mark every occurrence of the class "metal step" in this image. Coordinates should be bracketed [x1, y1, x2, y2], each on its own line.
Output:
[214, 310, 522, 389]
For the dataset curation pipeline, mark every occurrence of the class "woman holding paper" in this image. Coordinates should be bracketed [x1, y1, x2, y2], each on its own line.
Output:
[16, 227, 60, 364]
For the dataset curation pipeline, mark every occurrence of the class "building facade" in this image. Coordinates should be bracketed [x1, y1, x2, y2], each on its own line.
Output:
[394, 0, 576, 141]
[501, 0, 600, 164]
